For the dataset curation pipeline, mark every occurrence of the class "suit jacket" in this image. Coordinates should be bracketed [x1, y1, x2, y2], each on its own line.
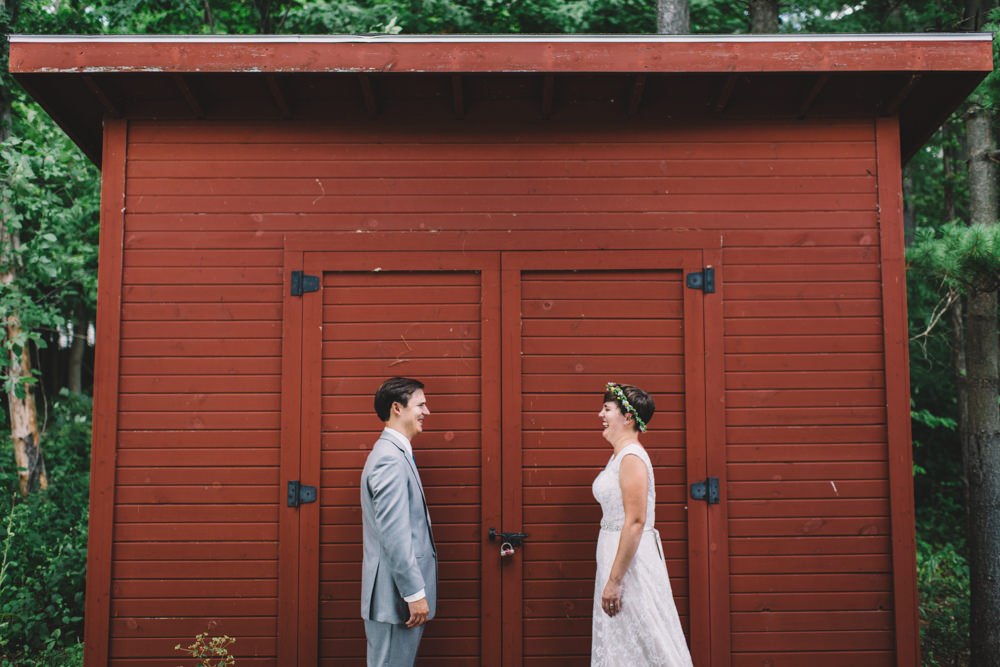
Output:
[360, 428, 438, 624]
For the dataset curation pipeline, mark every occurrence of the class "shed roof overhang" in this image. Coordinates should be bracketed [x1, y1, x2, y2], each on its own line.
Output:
[9, 33, 994, 167]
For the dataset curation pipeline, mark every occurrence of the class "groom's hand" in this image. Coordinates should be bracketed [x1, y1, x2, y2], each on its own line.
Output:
[406, 597, 429, 628]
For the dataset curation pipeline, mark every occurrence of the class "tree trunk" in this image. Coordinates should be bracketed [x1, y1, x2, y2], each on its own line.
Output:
[963, 0, 994, 31]
[944, 123, 958, 223]
[201, 0, 215, 33]
[966, 106, 996, 223]
[68, 317, 87, 394]
[749, 0, 780, 33]
[0, 225, 49, 495]
[657, 0, 689, 34]
[965, 287, 1000, 667]
[1, 1, 48, 495]
[0, 187, 49, 497]
[963, 101, 1000, 667]
[254, 0, 284, 33]
[1, 307, 49, 496]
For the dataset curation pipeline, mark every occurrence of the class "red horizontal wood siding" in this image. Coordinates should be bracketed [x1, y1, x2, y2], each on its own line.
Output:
[111, 126, 283, 663]
[721, 128, 894, 664]
[99, 116, 901, 665]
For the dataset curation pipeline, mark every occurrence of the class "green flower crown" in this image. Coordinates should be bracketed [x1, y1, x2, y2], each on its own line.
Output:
[606, 382, 647, 433]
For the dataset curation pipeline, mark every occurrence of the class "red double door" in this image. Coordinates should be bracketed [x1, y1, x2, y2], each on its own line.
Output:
[278, 235, 726, 666]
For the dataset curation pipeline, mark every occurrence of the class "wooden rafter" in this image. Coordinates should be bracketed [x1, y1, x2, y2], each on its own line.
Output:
[265, 74, 291, 118]
[451, 75, 464, 118]
[542, 74, 554, 119]
[884, 74, 922, 116]
[358, 74, 377, 117]
[715, 74, 738, 113]
[628, 74, 647, 117]
[81, 75, 121, 117]
[798, 73, 830, 118]
[171, 74, 204, 117]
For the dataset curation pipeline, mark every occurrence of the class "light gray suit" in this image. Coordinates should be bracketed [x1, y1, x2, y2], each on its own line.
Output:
[360, 428, 437, 666]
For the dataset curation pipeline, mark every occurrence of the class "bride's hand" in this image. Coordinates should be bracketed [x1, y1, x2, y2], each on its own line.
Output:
[601, 579, 624, 617]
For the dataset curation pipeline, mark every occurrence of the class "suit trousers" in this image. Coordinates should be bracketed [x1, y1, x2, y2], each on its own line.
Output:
[364, 618, 425, 667]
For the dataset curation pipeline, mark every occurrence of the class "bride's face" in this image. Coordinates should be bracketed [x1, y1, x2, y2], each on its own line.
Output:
[599, 401, 631, 442]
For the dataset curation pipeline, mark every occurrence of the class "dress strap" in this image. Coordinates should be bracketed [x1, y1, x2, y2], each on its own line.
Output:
[617, 443, 650, 466]
[616, 444, 653, 487]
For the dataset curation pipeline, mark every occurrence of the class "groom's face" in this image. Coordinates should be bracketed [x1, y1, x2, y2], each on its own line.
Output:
[394, 389, 429, 440]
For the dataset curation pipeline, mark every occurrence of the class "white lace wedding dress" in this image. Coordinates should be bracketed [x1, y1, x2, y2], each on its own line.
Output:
[591, 443, 693, 667]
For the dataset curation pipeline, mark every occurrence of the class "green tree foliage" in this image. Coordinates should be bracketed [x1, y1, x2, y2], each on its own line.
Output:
[784, 0, 967, 33]
[0, 102, 100, 403]
[282, 0, 658, 34]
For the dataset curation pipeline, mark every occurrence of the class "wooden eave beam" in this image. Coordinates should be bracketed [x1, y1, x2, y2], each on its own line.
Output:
[715, 74, 738, 113]
[171, 74, 204, 118]
[542, 74, 554, 119]
[11, 36, 994, 75]
[884, 73, 922, 116]
[81, 75, 121, 117]
[628, 74, 647, 117]
[358, 74, 377, 117]
[265, 74, 291, 118]
[798, 73, 830, 118]
[451, 75, 464, 118]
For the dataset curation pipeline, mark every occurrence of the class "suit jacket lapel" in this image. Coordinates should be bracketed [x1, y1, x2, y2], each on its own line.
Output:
[380, 428, 421, 481]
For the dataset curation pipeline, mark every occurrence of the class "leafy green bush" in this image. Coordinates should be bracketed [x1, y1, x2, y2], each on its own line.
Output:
[918, 537, 970, 666]
[0, 642, 83, 667]
[0, 391, 90, 664]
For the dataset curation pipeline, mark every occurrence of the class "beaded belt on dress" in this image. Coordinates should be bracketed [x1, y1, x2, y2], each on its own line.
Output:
[599, 522, 666, 560]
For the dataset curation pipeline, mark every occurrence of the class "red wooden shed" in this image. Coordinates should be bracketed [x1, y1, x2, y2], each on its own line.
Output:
[10, 33, 993, 667]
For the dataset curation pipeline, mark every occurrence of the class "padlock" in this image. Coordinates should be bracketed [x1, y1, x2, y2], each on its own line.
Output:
[500, 542, 515, 557]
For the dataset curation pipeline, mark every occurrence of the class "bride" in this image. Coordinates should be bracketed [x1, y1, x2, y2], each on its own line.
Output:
[591, 382, 693, 667]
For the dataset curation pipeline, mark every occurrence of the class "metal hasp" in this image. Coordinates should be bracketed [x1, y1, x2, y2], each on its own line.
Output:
[488, 527, 528, 547]
[287, 480, 318, 507]
[685, 267, 715, 293]
[290, 270, 320, 296]
[690, 477, 720, 504]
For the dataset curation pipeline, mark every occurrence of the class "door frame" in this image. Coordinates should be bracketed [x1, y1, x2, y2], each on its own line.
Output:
[279, 231, 728, 666]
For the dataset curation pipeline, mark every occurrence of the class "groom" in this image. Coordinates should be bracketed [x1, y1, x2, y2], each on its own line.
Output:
[361, 377, 437, 666]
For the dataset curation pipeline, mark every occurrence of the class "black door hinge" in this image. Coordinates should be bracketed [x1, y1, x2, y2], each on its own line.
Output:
[287, 480, 318, 507]
[290, 271, 320, 296]
[685, 268, 715, 294]
[690, 477, 720, 504]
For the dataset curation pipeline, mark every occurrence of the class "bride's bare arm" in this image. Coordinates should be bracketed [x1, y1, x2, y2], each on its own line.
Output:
[601, 453, 648, 616]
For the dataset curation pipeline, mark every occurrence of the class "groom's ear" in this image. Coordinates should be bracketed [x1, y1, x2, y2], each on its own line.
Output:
[391, 401, 402, 416]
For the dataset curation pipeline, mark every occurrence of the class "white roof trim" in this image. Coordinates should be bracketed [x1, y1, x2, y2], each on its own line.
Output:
[9, 32, 994, 44]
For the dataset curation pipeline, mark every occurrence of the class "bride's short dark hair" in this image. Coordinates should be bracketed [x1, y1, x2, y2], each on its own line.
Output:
[603, 384, 655, 432]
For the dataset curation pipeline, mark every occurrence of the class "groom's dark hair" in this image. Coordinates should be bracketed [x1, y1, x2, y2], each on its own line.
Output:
[374, 377, 425, 422]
